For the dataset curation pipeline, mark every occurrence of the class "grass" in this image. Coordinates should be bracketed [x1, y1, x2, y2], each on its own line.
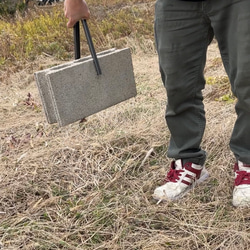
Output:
[1, 1, 249, 249]
[206, 76, 236, 103]
[0, 0, 154, 70]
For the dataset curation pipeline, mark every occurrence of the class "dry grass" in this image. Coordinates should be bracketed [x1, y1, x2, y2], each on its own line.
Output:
[0, 0, 154, 73]
[1, 3, 250, 250]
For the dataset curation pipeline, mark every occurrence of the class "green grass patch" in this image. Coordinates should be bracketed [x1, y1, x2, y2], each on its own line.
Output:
[206, 76, 236, 103]
[0, 1, 154, 71]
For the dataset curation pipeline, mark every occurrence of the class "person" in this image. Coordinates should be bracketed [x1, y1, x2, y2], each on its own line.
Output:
[152, 0, 250, 208]
[64, 0, 90, 28]
[64, 0, 250, 207]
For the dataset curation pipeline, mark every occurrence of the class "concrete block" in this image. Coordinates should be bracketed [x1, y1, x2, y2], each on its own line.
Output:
[34, 48, 136, 126]
[34, 52, 95, 124]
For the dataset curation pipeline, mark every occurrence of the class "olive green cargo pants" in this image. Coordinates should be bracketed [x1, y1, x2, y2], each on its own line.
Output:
[154, 0, 250, 165]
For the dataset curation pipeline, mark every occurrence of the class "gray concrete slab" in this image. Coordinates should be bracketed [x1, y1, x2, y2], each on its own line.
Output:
[34, 48, 136, 126]
[34, 53, 95, 124]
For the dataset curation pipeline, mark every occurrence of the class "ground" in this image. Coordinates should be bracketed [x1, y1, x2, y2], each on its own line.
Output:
[1, 41, 249, 250]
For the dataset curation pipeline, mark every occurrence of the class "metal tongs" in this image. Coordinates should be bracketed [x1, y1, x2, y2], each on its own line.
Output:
[73, 20, 102, 75]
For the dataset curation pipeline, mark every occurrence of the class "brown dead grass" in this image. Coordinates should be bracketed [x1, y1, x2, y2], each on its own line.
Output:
[1, 7, 250, 250]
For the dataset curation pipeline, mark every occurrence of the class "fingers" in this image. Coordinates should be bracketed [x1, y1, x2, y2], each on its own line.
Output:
[64, 0, 90, 28]
[67, 18, 77, 28]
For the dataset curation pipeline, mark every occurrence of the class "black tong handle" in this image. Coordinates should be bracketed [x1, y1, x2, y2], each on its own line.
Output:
[73, 21, 81, 59]
[73, 20, 102, 75]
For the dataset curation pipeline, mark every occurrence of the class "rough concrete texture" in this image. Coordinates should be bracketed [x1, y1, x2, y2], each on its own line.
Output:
[34, 53, 93, 124]
[35, 67, 57, 124]
[34, 48, 137, 126]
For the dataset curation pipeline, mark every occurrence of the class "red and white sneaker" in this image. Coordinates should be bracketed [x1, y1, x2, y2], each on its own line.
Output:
[153, 159, 209, 202]
[233, 161, 250, 207]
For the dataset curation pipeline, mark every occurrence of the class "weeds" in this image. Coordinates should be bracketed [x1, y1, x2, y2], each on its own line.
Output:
[206, 76, 236, 103]
[0, 7, 71, 67]
[0, 1, 154, 71]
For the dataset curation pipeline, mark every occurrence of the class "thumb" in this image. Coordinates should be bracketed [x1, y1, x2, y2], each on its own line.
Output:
[67, 18, 77, 28]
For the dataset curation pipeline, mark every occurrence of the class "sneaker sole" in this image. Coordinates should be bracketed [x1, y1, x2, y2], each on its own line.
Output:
[153, 168, 209, 202]
[232, 186, 250, 207]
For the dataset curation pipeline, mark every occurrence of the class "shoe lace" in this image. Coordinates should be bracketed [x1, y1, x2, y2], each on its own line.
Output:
[235, 171, 250, 186]
[164, 168, 184, 183]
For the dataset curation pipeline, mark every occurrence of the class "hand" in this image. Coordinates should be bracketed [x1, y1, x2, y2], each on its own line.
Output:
[64, 0, 90, 28]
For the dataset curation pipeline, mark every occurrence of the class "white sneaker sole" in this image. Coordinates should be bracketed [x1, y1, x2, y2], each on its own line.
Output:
[232, 186, 250, 207]
[153, 168, 209, 203]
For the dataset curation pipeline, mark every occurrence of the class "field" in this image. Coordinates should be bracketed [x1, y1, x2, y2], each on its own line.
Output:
[1, 1, 250, 249]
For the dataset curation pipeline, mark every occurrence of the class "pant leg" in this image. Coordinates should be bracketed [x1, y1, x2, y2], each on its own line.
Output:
[154, 0, 213, 165]
[208, 0, 250, 164]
